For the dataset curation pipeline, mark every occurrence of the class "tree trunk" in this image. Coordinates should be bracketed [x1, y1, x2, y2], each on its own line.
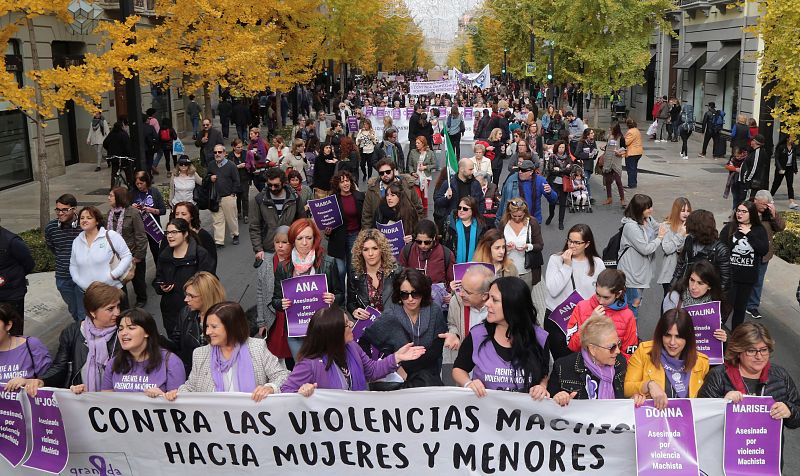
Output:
[275, 91, 282, 129]
[202, 83, 212, 121]
[26, 17, 50, 234]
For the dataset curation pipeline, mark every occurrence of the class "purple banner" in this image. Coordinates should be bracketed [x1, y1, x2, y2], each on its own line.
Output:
[281, 275, 329, 337]
[352, 306, 381, 342]
[548, 291, 583, 335]
[452, 262, 495, 282]
[683, 302, 723, 365]
[724, 396, 782, 475]
[376, 108, 385, 120]
[0, 391, 26, 467]
[307, 196, 343, 230]
[377, 221, 405, 257]
[392, 108, 401, 121]
[22, 390, 68, 474]
[463, 107, 473, 121]
[141, 213, 164, 243]
[347, 115, 359, 133]
[431, 283, 449, 311]
[634, 400, 699, 475]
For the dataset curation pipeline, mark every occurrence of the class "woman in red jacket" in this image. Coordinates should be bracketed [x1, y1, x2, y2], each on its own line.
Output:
[566, 269, 638, 361]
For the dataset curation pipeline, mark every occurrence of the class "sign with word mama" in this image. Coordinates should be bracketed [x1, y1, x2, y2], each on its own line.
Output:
[307, 196, 343, 230]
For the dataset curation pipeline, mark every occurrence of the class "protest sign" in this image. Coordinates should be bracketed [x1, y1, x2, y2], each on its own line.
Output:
[723, 396, 782, 476]
[0, 391, 26, 466]
[548, 291, 583, 335]
[142, 213, 164, 243]
[452, 262, 495, 282]
[377, 221, 405, 257]
[352, 306, 381, 343]
[306, 196, 343, 230]
[409, 80, 457, 95]
[346, 115, 359, 133]
[634, 400, 699, 475]
[3, 389, 751, 476]
[22, 390, 68, 474]
[683, 302, 723, 365]
[281, 275, 329, 337]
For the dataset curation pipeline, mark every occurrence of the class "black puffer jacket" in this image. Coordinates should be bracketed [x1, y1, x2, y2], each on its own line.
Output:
[547, 351, 627, 400]
[154, 239, 215, 333]
[698, 363, 800, 429]
[39, 321, 118, 388]
[169, 306, 204, 375]
[672, 235, 732, 290]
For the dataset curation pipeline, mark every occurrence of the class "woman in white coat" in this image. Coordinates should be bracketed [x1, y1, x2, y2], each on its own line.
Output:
[86, 111, 109, 172]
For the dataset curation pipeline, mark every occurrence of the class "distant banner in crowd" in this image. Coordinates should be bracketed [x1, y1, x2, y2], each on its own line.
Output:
[408, 80, 458, 96]
[683, 302, 724, 365]
[364, 107, 476, 145]
[2, 389, 786, 476]
[306, 196, 343, 231]
[281, 275, 328, 337]
[450, 65, 491, 89]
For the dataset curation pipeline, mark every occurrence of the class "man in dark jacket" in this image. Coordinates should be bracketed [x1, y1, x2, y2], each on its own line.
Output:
[362, 158, 423, 229]
[433, 158, 485, 233]
[249, 167, 307, 261]
[407, 104, 423, 144]
[195, 118, 225, 166]
[699, 102, 720, 158]
[207, 144, 241, 247]
[217, 98, 233, 139]
[232, 99, 251, 141]
[746, 190, 785, 319]
[770, 136, 798, 209]
[0, 220, 34, 335]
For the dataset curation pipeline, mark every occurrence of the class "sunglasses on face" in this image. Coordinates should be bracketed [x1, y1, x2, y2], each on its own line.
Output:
[415, 239, 433, 245]
[592, 340, 622, 353]
[519, 168, 533, 173]
[379, 170, 393, 176]
[400, 291, 421, 300]
[268, 183, 283, 189]
[458, 206, 471, 212]
[214, 150, 225, 154]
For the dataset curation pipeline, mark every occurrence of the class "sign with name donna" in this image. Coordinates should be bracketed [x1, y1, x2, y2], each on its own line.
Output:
[281, 275, 329, 337]
[0, 389, 762, 476]
[634, 400, 699, 475]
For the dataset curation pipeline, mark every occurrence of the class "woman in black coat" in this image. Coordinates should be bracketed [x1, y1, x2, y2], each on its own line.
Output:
[154, 219, 215, 336]
[770, 136, 799, 209]
[326, 171, 365, 288]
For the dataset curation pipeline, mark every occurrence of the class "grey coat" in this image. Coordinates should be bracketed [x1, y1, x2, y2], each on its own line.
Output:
[657, 228, 686, 284]
[178, 338, 289, 394]
[618, 216, 662, 289]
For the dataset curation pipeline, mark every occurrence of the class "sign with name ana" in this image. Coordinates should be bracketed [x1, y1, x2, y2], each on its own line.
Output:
[377, 221, 405, 258]
[634, 400, 699, 475]
[452, 262, 495, 282]
[549, 291, 583, 335]
[281, 275, 329, 337]
[682, 302, 723, 365]
[306, 196, 343, 230]
[723, 396, 782, 476]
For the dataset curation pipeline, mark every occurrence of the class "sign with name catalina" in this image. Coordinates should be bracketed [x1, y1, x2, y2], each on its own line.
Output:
[682, 302, 723, 365]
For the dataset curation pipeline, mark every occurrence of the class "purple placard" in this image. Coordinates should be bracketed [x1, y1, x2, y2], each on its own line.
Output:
[392, 108, 401, 121]
[281, 274, 329, 337]
[634, 399, 699, 475]
[352, 306, 381, 342]
[364, 107, 373, 118]
[142, 213, 164, 243]
[724, 396, 782, 476]
[307, 196, 343, 230]
[377, 221, 405, 257]
[22, 390, 68, 474]
[548, 291, 583, 335]
[463, 107, 473, 121]
[683, 302, 723, 365]
[452, 262, 495, 282]
[347, 115, 359, 133]
[0, 391, 26, 467]
[405, 107, 414, 119]
[376, 108, 386, 119]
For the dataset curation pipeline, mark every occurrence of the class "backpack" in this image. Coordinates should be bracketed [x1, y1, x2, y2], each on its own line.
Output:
[680, 105, 694, 131]
[602, 225, 630, 269]
[401, 243, 452, 275]
[711, 110, 725, 132]
[159, 128, 171, 142]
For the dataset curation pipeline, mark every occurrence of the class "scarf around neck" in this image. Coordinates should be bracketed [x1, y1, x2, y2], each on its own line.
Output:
[660, 349, 690, 398]
[108, 208, 125, 234]
[456, 219, 477, 263]
[81, 319, 117, 392]
[581, 348, 616, 400]
[292, 248, 316, 276]
[210, 341, 256, 393]
[724, 361, 771, 395]
[323, 342, 368, 391]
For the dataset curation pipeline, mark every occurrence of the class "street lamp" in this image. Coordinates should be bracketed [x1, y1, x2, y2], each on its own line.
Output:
[503, 47, 508, 83]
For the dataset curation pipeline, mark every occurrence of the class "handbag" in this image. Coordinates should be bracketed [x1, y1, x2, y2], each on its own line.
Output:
[432, 133, 443, 145]
[562, 176, 574, 193]
[524, 220, 544, 269]
[106, 233, 136, 284]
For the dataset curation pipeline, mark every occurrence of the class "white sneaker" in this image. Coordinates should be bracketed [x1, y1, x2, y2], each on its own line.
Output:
[682, 154, 688, 160]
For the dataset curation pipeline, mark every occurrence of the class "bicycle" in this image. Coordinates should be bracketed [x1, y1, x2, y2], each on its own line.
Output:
[108, 155, 137, 189]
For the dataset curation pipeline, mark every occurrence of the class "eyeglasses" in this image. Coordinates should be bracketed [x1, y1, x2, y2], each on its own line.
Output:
[567, 239, 586, 246]
[379, 169, 393, 176]
[54, 207, 75, 214]
[214, 150, 226, 155]
[415, 239, 433, 245]
[185, 292, 198, 299]
[460, 287, 487, 297]
[744, 347, 771, 357]
[591, 340, 622, 353]
[344, 320, 355, 329]
[400, 290, 421, 300]
[458, 206, 471, 212]
[165, 230, 183, 236]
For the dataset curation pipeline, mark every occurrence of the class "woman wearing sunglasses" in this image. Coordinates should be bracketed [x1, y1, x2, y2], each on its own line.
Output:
[549, 315, 628, 405]
[359, 268, 448, 388]
[282, 306, 425, 395]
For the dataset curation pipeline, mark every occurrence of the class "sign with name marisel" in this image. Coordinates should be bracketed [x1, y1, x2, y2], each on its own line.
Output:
[306, 196, 343, 231]
[281, 274, 329, 337]
[0, 389, 775, 476]
[723, 396, 782, 476]
[682, 302, 723, 365]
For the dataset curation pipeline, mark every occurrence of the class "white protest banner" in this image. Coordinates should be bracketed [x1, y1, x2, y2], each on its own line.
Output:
[409, 80, 458, 96]
[365, 107, 475, 146]
[1, 389, 748, 476]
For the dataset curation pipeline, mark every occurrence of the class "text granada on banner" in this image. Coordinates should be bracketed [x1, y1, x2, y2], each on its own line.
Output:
[1, 388, 781, 476]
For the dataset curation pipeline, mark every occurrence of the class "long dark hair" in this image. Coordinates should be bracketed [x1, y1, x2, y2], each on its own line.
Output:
[624, 194, 653, 225]
[382, 182, 419, 233]
[672, 260, 731, 316]
[481, 277, 548, 391]
[297, 305, 347, 370]
[170, 201, 202, 230]
[112, 308, 163, 374]
[649, 308, 698, 371]
[166, 217, 198, 245]
[559, 224, 601, 276]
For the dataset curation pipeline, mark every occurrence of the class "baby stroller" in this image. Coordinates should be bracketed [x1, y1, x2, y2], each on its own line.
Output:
[565, 163, 592, 213]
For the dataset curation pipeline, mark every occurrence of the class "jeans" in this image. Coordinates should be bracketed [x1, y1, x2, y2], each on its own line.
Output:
[625, 287, 644, 322]
[770, 170, 795, 200]
[625, 155, 641, 188]
[731, 182, 748, 211]
[449, 133, 462, 160]
[288, 337, 303, 359]
[153, 148, 172, 171]
[56, 276, 86, 321]
[547, 182, 567, 226]
[191, 117, 200, 140]
[747, 261, 769, 311]
[335, 257, 347, 302]
[680, 130, 691, 156]
[236, 124, 248, 142]
[603, 172, 624, 201]
[130, 258, 148, 304]
[583, 167, 593, 198]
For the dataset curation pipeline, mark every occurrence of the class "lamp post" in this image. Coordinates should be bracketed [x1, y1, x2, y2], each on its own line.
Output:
[118, 0, 147, 171]
[502, 47, 508, 84]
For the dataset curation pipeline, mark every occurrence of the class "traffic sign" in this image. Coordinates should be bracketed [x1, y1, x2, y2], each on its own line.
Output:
[525, 62, 535, 77]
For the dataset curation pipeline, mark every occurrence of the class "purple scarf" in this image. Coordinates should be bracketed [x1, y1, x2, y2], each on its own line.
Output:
[80, 319, 117, 392]
[322, 342, 367, 391]
[581, 348, 616, 400]
[660, 350, 690, 398]
[210, 342, 257, 392]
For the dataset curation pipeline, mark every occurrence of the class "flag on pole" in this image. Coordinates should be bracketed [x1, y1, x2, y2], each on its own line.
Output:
[443, 126, 458, 190]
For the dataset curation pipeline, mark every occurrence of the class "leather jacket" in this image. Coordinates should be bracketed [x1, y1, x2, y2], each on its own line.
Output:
[346, 266, 400, 314]
[169, 306, 204, 374]
[40, 321, 118, 388]
[672, 235, 731, 290]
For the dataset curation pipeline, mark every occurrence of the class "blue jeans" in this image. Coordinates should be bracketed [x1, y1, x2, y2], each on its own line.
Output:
[625, 155, 641, 188]
[747, 261, 769, 311]
[56, 276, 86, 321]
[335, 257, 347, 300]
[191, 117, 200, 139]
[625, 287, 644, 321]
[583, 167, 593, 198]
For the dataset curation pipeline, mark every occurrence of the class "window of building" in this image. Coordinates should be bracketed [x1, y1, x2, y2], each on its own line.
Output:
[0, 111, 34, 191]
[721, 58, 740, 131]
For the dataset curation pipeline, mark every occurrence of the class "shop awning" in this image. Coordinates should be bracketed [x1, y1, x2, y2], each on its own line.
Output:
[673, 47, 706, 69]
[700, 45, 740, 71]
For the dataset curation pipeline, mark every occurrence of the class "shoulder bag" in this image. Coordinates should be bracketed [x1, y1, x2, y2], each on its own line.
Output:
[106, 233, 136, 284]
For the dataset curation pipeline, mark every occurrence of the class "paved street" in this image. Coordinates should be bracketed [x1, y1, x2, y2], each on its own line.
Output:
[5, 118, 799, 467]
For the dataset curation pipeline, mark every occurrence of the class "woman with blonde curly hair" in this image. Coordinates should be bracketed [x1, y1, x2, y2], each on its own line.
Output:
[347, 228, 401, 320]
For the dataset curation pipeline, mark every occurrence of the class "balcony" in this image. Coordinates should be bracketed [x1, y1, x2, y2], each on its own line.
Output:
[95, 0, 157, 17]
[678, 0, 711, 18]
